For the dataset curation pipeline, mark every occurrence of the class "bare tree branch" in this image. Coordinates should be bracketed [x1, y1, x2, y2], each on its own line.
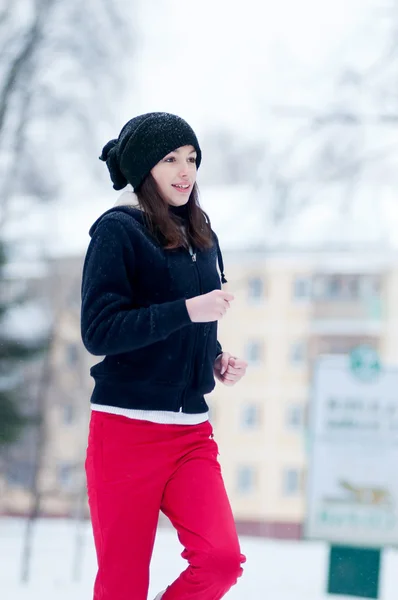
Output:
[271, 105, 398, 126]
[319, 142, 398, 182]
[0, 74, 34, 227]
[96, 0, 131, 42]
[0, 0, 56, 141]
[0, 0, 13, 28]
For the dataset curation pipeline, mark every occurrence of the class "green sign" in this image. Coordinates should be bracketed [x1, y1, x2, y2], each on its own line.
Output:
[328, 545, 381, 599]
[350, 346, 381, 382]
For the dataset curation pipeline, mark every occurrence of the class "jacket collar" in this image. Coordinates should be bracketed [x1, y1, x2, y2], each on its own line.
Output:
[113, 187, 227, 284]
[114, 186, 141, 209]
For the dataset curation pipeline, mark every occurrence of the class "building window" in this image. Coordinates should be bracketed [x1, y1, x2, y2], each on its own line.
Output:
[313, 274, 342, 299]
[57, 462, 75, 490]
[312, 274, 378, 301]
[286, 404, 304, 431]
[236, 466, 256, 494]
[6, 462, 34, 488]
[66, 343, 79, 367]
[282, 468, 301, 496]
[293, 277, 312, 301]
[245, 340, 263, 365]
[241, 403, 260, 430]
[290, 341, 306, 365]
[62, 403, 74, 425]
[328, 275, 343, 299]
[247, 277, 264, 302]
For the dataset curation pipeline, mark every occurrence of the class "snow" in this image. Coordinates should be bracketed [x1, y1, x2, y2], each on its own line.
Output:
[1, 518, 397, 600]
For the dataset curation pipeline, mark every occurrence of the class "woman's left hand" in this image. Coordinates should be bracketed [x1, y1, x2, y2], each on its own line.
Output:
[213, 352, 248, 386]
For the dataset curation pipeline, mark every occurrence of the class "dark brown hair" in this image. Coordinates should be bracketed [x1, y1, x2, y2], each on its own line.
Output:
[136, 173, 213, 250]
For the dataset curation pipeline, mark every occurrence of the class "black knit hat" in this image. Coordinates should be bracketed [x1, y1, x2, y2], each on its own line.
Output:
[99, 112, 202, 191]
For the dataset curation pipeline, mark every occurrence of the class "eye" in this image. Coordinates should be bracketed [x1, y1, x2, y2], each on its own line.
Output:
[188, 157, 197, 163]
[164, 156, 175, 163]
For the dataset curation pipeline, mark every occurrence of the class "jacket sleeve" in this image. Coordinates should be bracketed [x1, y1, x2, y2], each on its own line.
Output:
[216, 340, 223, 358]
[81, 219, 192, 356]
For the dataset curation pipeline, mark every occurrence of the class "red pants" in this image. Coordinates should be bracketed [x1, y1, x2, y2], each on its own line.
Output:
[85, 411, 245, 600]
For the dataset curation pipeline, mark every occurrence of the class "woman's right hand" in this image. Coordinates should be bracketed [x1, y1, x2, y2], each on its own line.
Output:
[185, 290, 235, 323]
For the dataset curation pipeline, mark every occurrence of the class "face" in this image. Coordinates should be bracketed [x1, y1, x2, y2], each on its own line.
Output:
[150, 145, 197, 206]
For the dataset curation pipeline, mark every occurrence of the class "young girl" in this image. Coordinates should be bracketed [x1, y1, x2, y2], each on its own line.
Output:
[81, 112, 248, 600]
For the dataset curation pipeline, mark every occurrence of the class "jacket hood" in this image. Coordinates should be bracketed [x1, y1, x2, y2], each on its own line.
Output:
[89, 187, 144, 238]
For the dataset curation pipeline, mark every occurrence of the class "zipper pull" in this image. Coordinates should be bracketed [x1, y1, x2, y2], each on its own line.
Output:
[192, 253, 196, 262]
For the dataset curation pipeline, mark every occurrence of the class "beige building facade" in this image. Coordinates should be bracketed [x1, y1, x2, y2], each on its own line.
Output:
[209, 247, 397, 538]
[1, 245, 397, 539]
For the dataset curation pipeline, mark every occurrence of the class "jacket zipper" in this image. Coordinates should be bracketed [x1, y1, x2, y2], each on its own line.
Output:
[180, 247, 200, 412]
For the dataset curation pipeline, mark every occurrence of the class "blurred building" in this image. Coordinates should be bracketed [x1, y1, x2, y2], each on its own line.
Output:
[0, 255, 93, 519]
[1, 185, 398, 540]
[211, 245, 396, 538]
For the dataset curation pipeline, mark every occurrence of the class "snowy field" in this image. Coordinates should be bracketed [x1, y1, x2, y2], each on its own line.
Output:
[1, 518, 397, 600]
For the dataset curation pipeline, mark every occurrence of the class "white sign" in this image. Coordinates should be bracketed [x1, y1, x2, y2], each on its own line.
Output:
[305, 354, 398, 547]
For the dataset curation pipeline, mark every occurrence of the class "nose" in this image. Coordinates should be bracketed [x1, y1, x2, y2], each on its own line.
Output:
[178, 161, 189, 178]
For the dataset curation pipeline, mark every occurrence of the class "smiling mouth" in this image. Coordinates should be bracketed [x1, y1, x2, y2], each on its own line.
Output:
[172, 184, 191, 192]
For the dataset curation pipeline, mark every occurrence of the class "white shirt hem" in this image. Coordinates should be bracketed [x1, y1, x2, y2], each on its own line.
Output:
[91, 403, 209, 425]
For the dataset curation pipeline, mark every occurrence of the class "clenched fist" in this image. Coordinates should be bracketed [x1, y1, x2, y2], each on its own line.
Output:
[214, 353, 248, 386]
[185, 290, 234, 323]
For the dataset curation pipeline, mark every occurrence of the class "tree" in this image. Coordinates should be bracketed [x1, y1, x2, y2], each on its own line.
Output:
[264, 2, 398, 224]
[199, 127, 267, 186]
[0, 0, 134, 225]
[0, 0, 137, 580]
[0, 239, 48, 446]
[0, 0, 135, 443]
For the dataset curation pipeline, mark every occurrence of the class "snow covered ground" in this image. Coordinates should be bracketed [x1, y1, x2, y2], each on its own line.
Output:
[1, 518, 397, 599]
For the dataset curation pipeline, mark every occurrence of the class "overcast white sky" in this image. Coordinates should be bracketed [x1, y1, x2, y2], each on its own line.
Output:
[128, 0, 380, 137]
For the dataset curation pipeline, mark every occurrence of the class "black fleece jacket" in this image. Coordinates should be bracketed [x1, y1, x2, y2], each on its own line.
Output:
[80, 204, 226, 414]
